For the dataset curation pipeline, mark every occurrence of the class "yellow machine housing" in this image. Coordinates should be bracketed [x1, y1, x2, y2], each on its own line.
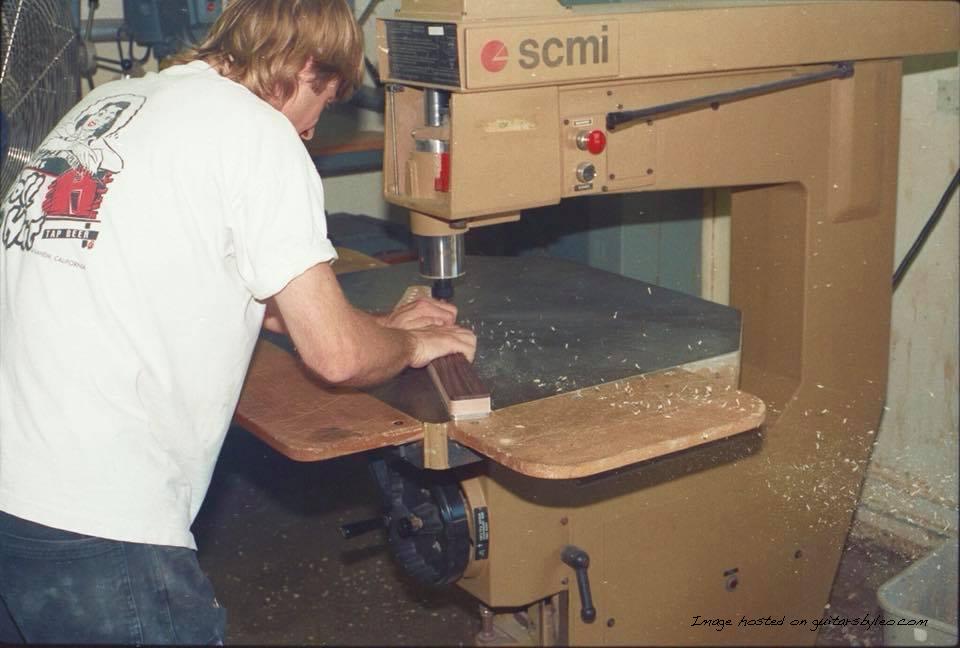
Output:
[368, 1, 960, 644]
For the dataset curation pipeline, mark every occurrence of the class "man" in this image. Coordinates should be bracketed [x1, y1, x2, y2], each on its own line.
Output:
[0, 0, 476, 644]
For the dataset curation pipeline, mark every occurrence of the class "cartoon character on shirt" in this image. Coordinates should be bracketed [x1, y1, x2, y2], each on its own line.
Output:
[1, 94, 145, 252]
[36, 101, 129, 176]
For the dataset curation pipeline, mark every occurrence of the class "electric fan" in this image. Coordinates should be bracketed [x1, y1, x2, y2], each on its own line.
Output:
[1, 0, 81, 198]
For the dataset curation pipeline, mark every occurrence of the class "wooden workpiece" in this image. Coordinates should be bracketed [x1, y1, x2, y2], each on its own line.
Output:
[427, 354, 491, 420]
[397, 285, 492, 420]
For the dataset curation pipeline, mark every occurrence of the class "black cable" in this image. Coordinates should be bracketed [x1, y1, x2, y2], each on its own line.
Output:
[127, 34, 152, 65]
[892, 168, 960, 290]
[363, 56, 382, 86]
[136, 46, 152, 65]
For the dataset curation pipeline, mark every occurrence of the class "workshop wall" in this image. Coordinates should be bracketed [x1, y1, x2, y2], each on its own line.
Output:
[315, 0, 395, 221]
[566, 192, 703, 294]
[79, 1, 159, 90]
[854, 53, 960, 550]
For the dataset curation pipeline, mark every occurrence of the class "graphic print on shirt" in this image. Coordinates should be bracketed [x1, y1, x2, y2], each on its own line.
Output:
[0, 94, 146, 254]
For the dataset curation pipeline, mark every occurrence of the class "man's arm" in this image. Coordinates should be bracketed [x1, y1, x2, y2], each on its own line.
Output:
[264, 290, 458, 334]
[262, 298, 287, 334]
[271, 262, 476, 387]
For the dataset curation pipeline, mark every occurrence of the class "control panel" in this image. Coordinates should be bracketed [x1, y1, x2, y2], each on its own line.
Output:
[563, 117, 606, 194]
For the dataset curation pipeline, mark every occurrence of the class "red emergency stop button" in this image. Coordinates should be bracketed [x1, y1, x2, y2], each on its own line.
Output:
[576, 130, 607, 155]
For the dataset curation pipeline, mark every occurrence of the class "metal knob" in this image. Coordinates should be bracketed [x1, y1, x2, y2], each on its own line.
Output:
[576, 162, 597, 183]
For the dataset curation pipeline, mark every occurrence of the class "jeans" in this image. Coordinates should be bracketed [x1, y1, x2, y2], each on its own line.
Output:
[0, 510, 226, 645]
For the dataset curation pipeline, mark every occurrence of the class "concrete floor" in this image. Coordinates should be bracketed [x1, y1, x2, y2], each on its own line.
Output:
[194, 426, 918, 647]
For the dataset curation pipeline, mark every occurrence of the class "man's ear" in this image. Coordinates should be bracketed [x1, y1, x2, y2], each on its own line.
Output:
[297, 57, 315, 81]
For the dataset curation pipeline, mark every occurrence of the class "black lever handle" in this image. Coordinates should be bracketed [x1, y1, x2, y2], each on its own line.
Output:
[606, 61, 854, 130]
[561, 545, 597, 623]
[339, 516, 386, 539]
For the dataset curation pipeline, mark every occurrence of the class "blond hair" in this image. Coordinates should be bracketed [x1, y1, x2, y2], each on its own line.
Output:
[174, 0, 363, 104]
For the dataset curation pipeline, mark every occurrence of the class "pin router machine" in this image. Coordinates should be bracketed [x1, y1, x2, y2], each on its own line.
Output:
[235, 1, 959, 644]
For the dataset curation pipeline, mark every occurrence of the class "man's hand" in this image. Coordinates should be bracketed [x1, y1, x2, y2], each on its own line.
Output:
[378, 297, 458, 330]
[409, 324, 477, 367]
[378, 295, 476, 366]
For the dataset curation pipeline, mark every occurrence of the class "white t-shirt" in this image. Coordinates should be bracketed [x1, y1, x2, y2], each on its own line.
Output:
[0, 61, 337, 549]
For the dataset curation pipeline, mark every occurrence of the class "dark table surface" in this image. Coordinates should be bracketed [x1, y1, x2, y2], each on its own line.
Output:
[267, 255, 741, 423]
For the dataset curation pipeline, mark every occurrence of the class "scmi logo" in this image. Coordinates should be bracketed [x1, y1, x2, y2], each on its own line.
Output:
[519, 25, 609, 69]
[481, 40, 509, 73]
[467, 21, 619, 88]
[480, 25, 609, 72]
